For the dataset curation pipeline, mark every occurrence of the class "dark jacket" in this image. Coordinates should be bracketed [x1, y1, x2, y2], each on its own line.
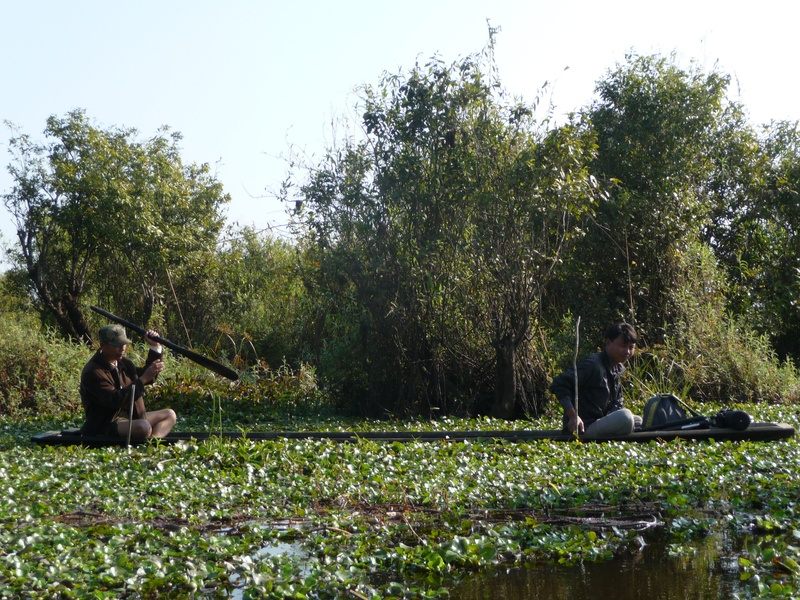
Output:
[80, 349, 162, 435]
[549, 351, 624, 428]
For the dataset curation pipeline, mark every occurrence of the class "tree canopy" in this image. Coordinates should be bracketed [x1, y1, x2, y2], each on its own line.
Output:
[3, 110, 229, 343]
[292, 47, 601, 417]
[3, 49, 798, 416]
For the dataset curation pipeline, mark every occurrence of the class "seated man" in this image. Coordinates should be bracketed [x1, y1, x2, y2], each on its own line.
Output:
[550, 322, 642, 437]
[80, 324, 176, 440]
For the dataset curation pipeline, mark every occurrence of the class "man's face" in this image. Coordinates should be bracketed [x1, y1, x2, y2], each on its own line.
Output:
[605, 335, 635, 366]
[100, 342, 127, 363]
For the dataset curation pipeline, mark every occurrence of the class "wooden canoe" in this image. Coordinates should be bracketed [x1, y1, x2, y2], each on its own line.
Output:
[31, 422, 795, 447]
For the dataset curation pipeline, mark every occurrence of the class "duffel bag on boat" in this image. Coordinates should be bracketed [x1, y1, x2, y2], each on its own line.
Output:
[643, 394, 691, 428]
[641, 394, 752, 432]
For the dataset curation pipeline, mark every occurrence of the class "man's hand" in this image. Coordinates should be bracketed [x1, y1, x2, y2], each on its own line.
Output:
[566, 411, 585, 435]
[140, 359, 164, 385]
[144, 329, 163, 353]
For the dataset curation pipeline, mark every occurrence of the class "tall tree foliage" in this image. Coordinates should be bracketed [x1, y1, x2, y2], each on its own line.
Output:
[293, 46, 597, 417]
[704, 120, 800, 360]
[553, 53, 798, 403]
[559, 54, 731, 342]
[3, 110, 229, 343]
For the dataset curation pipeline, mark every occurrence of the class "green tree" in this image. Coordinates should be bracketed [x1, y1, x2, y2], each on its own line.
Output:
[214, 228, 307, 366]
[562, 54, 731, 341]
[564, 53, 798, 404]
[704, 119, 800, 360]
[3, 110, 229, 343]
[465, 117, 598, 417]
[293, 44, 597, 417]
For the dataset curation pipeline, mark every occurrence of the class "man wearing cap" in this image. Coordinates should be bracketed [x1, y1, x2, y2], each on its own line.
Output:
[80, 324, 176, 440]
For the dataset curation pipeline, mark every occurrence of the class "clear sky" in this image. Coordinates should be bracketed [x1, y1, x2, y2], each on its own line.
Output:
[1, 0, 798, 268]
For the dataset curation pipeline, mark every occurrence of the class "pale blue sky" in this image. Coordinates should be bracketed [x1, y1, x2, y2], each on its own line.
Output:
[2, 0, 798, 267]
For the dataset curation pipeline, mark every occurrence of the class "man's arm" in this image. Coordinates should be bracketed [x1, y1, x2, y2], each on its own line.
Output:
[550, 360, 593, 434]
[131, 330, 166, 418]
[550, 356, 599, 410]
[562, 403, 584, 434]
[550, 365, 578, 408]
[137, 329, 164, 378]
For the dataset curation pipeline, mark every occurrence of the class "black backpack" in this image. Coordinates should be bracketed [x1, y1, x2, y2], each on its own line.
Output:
[641, 394, 709, 431]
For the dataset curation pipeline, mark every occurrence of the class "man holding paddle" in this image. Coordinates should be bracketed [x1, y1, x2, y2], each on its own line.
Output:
[80, 324, 176, 440]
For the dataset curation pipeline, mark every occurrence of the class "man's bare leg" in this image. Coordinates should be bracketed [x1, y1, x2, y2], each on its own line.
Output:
[115, 418, 152, 441]
[145, 409, 177, 438]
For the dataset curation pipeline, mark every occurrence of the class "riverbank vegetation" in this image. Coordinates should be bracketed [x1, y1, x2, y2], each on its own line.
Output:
[4, 42, 800, 419]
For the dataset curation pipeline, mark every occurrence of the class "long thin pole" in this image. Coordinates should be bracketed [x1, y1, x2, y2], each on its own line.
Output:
[573, 316, 581, 439]
[166, 267, 192, 348]
[90, 305, 239, 380]
[672, 394, 704, 418]
[127, 384, 136, 448]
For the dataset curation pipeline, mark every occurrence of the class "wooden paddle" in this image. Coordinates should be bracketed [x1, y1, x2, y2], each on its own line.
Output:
[90, 305, 239, 381]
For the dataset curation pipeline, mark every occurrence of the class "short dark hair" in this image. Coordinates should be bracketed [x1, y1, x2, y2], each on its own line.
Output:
[604, 322, 637, 344]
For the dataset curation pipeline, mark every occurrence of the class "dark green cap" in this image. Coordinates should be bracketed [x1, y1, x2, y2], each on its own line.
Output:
[98, 324, 132, 347]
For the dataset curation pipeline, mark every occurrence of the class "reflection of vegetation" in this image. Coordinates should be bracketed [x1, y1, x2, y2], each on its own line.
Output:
[454, 527, 792, 598]
[1, 405, 798, 597]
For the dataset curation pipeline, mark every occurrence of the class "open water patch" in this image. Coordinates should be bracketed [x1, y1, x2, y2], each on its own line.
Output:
[452, 530, 759, 599]
[227, 519, 314, 598]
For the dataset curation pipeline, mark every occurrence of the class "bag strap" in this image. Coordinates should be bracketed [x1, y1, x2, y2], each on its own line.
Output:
[640, 416, 710, 432]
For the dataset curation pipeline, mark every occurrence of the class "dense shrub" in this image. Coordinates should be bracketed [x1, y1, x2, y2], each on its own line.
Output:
[0, 311, 85, 417]
[664, 241, 799, 404]
[150, 359, 335, 424]
[616, 241, 799, 408]
[668, 317, 799, 405]
[0, 307, 334, 421]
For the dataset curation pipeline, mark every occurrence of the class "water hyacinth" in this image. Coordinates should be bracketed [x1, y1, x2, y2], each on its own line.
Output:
[0, 405, 797, 597]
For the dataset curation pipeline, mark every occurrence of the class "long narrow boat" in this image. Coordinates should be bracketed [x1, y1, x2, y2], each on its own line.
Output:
[31, 422, 795, 447]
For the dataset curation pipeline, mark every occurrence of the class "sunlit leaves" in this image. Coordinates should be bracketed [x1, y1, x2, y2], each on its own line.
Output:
[2, 109, 230, 342]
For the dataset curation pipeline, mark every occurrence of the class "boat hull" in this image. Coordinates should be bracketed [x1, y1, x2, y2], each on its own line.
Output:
[31, 422, 795, 447]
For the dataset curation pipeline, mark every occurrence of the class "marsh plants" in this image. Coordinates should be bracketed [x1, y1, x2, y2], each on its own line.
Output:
[0, 405, 798, 598]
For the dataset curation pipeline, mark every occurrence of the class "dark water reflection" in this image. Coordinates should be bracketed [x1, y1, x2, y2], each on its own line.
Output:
[452, 533, 752, 600]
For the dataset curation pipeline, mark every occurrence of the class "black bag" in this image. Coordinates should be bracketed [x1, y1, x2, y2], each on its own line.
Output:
[641, 394, 752, 432]
[641, 394, 709, 431]
[710, 409, 752, 431]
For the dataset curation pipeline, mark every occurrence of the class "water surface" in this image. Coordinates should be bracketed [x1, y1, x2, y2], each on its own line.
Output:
[452, 533, 751, 599]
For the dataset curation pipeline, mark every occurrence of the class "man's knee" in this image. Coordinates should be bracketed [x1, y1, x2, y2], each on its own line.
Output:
[119, 420, 152, 440]
[147, 408, 177, 438]
[616, 408, 636, 434]
[161, 409, 177, 428]
[586, 408, 636, 437]
[136, 420, 153, 439]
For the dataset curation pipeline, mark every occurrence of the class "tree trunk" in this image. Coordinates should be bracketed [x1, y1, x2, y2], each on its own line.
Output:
[142, 283, 156, 327]
[491, 337, 516, 419]
[61, 292, 92, 345]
